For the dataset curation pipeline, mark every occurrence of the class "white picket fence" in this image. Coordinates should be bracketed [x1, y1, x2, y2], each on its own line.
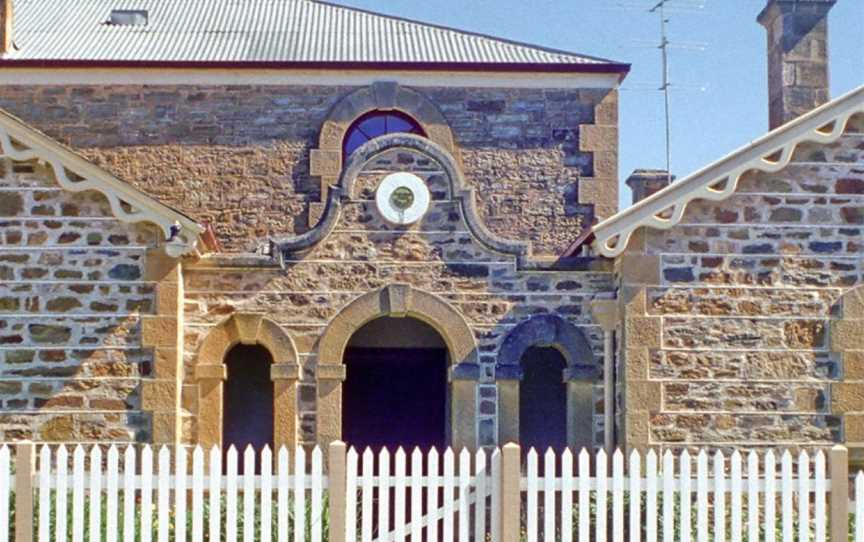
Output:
[522, 447, 846, 542]
[0, 442, 862, 541]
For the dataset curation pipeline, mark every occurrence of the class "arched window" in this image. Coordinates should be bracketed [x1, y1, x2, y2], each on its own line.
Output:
[519, 347, 568, 453]
[223, 344, 274, 458]
[343, 111, 425, 159]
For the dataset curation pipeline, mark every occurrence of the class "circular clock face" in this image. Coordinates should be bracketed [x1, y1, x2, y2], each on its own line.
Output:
[375, 172, 431, 225]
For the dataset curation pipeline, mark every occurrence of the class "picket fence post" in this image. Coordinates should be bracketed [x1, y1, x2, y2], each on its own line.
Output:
[14, 441, 35, 542]
[329, 441, 348, 542]
[829, 445, 849, 542]
[501, 443, 521, 542]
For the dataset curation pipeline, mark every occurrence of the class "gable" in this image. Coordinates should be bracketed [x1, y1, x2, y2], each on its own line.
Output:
[593, 85, 864, 258]
[0, 107, 203, 256]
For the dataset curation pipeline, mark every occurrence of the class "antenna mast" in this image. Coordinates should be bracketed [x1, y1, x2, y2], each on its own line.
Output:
[652, 0, 673, 185]
[615, 0, 707, 186]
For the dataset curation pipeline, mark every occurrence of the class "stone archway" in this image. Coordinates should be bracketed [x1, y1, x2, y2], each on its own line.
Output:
[316, 284, 480, 450]
[308, 82, 459, 223]
[496, 314, 600, 450]
[194, 313, 300, 450]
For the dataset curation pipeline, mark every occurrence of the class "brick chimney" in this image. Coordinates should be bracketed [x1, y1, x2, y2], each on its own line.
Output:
[626, 169, 674, 205]
[758, 0, 836, 130]
[0, 0, 11, 55]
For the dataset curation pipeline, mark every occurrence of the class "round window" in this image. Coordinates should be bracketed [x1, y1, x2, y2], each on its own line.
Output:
[375, 172, 431, 226]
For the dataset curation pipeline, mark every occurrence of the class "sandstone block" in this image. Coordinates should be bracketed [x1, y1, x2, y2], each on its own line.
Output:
[194, 364, 227, 381]
[579, 125, 618, 152]
[309, 149, 342, 177]
[833, 383, 864, 413]
[831, 319, 864, 350]
[625, 316, 661, 349]
[141, 316, 179, 348]
[629, 380, 662, 412]
[618, 254, 660, 286]
[144, 249, 180, 282]
[840, 286, 864, 319]
[846, 414, 864, 443]
[845, 351, 864, 380]
[624, 348, 650, 380]
[142, 381, 177, 411]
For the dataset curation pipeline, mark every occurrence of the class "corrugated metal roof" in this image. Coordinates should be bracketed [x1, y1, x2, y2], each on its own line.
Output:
[2, 0, 627, 71]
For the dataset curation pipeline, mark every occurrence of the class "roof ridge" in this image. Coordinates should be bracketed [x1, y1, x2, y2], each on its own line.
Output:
[305, 0, 627, 66]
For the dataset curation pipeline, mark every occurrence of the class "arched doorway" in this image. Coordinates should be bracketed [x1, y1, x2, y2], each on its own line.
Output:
[519, 347, 568, 452]
[342, 317, 448, 451]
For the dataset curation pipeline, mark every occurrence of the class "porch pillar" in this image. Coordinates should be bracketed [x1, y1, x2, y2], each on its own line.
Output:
[316, 364, 347, 447]
[450, 363, 480, 451]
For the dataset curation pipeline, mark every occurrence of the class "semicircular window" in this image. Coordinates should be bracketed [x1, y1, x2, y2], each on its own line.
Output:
[343, 111, 426, 159]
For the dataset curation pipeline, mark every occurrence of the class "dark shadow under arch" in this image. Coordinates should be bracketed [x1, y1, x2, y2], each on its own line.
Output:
[223, 344, 274, 455]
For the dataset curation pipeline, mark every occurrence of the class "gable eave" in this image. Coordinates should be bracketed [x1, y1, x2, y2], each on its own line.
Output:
[593, 84, 864, 258]
[0, 107, 204, 256]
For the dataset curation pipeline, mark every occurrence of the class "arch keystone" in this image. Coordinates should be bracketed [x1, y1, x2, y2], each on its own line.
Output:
[231, 313, 263, 345]
[385, 283, 412, 317]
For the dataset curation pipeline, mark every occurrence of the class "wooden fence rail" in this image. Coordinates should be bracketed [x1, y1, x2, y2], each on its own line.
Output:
[0, 441, 858, 541]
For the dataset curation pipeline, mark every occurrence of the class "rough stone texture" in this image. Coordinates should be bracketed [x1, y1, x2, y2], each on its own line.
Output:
[758, 0, 836, 130]
[621, 123, 864, 451]
[0, 84, 618, 256]
[183, 146, 613, 447]
[0, 157, 156, 443]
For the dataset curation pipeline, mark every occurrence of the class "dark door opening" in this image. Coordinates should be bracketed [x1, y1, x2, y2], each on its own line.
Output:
[343, 347, 447, 452]
[519, 346, 568, 453]
[223, 344, 274, 462]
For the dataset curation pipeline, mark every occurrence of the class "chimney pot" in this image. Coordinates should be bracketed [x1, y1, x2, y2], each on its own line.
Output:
[626, 169, 674, 205]
[758, 0, 837, 130]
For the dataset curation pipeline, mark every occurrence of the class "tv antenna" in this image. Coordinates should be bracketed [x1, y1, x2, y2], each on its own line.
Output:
[611, 0, 709, 185]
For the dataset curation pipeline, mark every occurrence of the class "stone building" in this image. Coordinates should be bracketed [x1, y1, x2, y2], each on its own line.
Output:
[0, 0, 861, 457]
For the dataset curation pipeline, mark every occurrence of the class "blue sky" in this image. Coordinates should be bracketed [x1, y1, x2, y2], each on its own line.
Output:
[337, 0, 864, 209]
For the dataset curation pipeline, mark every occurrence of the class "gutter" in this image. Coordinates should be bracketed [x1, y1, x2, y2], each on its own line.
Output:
[0, 59, 631, 77]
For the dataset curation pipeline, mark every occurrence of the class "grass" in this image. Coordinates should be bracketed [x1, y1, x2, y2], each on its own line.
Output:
[31, 492, 329, 541]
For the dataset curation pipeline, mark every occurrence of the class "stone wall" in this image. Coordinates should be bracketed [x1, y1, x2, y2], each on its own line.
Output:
[0, 157, 157, 443]
[620, 117, 864, 452]
[182, 145, 615, 449]
[0, 83, 617, 256]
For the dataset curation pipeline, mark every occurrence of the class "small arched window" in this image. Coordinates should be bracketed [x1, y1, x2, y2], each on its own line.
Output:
[519, 346, 568, 453]
[343, 110, 425, 159]
[223, 344, 274, 460]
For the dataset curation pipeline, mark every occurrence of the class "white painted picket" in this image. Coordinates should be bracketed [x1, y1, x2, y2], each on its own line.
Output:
[345, 445, 491, 542]
[520, 446, 837, 542]
[24, 443, 328, 542]
[1, 442, 863, 542]
[0, 446, 9, 542]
